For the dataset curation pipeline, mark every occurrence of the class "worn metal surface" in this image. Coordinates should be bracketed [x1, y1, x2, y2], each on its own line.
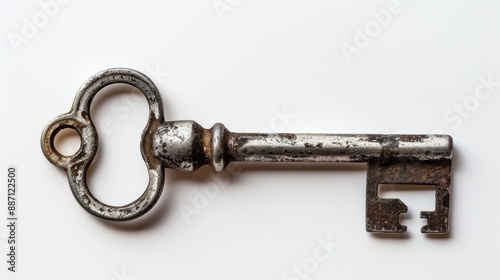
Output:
[41, 68, 453, 233]
[153, 121, 452, 171]
[41, 68, 165, 221]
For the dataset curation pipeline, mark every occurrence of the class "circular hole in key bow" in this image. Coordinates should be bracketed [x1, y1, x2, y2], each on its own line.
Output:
[87, 83, 150, 206]
[53, 128, 82, 156]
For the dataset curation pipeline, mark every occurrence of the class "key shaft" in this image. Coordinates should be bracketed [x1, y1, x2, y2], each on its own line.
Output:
[153, 121, 452, 172]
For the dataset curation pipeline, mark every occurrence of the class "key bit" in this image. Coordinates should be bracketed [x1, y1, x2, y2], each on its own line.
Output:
[40, 68, 453, 234]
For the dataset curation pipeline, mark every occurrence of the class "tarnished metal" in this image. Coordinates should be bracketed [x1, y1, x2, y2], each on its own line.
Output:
[41, 68, 453, 234]
[41, 68, 164, 221]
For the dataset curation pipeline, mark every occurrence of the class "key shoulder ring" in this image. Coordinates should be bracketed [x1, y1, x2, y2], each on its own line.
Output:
[41, 68, 453, 234]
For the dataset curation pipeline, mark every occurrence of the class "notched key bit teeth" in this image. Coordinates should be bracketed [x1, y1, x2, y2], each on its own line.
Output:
[366, 198, 408, 233]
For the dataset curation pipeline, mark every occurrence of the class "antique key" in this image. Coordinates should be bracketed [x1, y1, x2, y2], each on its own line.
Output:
[41, 68, 453, 234]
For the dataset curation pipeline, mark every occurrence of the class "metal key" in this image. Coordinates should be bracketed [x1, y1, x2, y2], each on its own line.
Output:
[41, 68, 453, 234]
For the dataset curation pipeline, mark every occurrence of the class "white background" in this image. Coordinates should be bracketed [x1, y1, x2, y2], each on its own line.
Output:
[1, 0, 500, 279]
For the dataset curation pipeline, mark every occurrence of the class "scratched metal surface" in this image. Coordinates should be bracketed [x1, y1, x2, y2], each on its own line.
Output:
[41, 68, 453, 234]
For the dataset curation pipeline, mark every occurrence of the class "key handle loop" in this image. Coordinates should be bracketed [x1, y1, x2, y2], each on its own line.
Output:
[41, 68, 165, 221]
